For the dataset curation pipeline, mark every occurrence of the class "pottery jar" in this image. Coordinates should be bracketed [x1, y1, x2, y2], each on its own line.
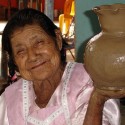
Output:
[84, 4, 125, 90]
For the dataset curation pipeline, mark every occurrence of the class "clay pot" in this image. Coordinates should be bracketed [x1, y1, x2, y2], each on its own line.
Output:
[84, 4, 125, 90]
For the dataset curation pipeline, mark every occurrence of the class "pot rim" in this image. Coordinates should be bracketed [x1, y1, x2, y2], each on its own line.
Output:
[93, 3, 125, 13]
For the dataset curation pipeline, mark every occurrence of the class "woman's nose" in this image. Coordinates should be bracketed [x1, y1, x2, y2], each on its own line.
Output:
[27, 47, 38, 62]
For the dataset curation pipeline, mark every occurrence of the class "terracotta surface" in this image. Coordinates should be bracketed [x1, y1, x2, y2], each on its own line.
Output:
[84, 4, 125, 90]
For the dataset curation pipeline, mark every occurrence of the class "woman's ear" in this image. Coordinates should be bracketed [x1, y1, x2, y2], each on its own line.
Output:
[55, 29, 62, 50]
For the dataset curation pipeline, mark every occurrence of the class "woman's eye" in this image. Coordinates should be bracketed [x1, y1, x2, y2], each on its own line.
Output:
[35, 40, 44, 47]
[17, 49, 25, 55]
[37, 40, 44, 44]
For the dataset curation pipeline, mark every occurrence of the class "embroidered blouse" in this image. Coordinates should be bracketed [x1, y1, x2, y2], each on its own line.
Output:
[0, 62, 120, 125]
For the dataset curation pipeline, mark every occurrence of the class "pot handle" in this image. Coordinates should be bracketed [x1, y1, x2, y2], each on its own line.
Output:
[92, 7, 101, 14]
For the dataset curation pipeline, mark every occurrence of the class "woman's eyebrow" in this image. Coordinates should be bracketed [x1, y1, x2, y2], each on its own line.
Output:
[14, 43, 23, 48]
[29, 35, 38, 41]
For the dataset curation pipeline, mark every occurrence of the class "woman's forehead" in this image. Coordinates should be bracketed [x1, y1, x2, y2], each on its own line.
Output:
[10, 25, 51, 44]
[12, 24, 44, 36]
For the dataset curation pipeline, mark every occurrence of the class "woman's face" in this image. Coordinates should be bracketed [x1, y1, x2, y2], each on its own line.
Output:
[10, 24, 62, 81]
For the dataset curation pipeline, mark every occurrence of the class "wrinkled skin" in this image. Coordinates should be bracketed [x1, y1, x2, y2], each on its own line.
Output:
[11, 24, 65, 108]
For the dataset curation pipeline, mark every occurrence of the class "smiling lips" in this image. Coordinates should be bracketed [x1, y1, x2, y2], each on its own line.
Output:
[31, 61, 47, 70]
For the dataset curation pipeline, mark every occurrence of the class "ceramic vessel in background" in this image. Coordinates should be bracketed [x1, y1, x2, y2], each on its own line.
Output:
[84, 4, 125, 90]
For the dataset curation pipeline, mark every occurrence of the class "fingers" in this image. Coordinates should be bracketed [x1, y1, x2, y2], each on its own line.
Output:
[94, 87, 125, 99]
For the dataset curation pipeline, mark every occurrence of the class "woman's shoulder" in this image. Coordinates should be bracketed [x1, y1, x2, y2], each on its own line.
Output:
[1, 78, 25, 107]
[68, 62, 88, 74]
[69, 62, 92, 85]
[4, 78, 24, 95]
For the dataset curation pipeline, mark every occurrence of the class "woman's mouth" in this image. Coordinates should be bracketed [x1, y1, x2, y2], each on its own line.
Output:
[31, 61, 47, 70]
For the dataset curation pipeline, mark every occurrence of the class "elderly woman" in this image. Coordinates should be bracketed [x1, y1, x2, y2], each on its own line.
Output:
[0, 8, 122, 125]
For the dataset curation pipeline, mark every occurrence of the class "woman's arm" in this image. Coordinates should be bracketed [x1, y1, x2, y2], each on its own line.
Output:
[83, 89, 107, 125]
[83, 88, 125, 125]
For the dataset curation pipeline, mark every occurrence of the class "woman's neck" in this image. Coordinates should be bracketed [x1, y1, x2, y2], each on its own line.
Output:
[33, 62, 66, 108]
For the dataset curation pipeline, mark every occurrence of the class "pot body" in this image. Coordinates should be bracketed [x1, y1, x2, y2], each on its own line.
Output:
[84, 4, 125, 90]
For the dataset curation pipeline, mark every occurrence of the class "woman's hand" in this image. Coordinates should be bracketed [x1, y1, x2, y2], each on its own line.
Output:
[94, 87, 125, 101]
[83, 87, 125, 125]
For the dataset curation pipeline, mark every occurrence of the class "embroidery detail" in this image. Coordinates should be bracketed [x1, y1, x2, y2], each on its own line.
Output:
[61, 62, 75, 125]
[23, 79, 29, 125]
[27, 107, 63, 125]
